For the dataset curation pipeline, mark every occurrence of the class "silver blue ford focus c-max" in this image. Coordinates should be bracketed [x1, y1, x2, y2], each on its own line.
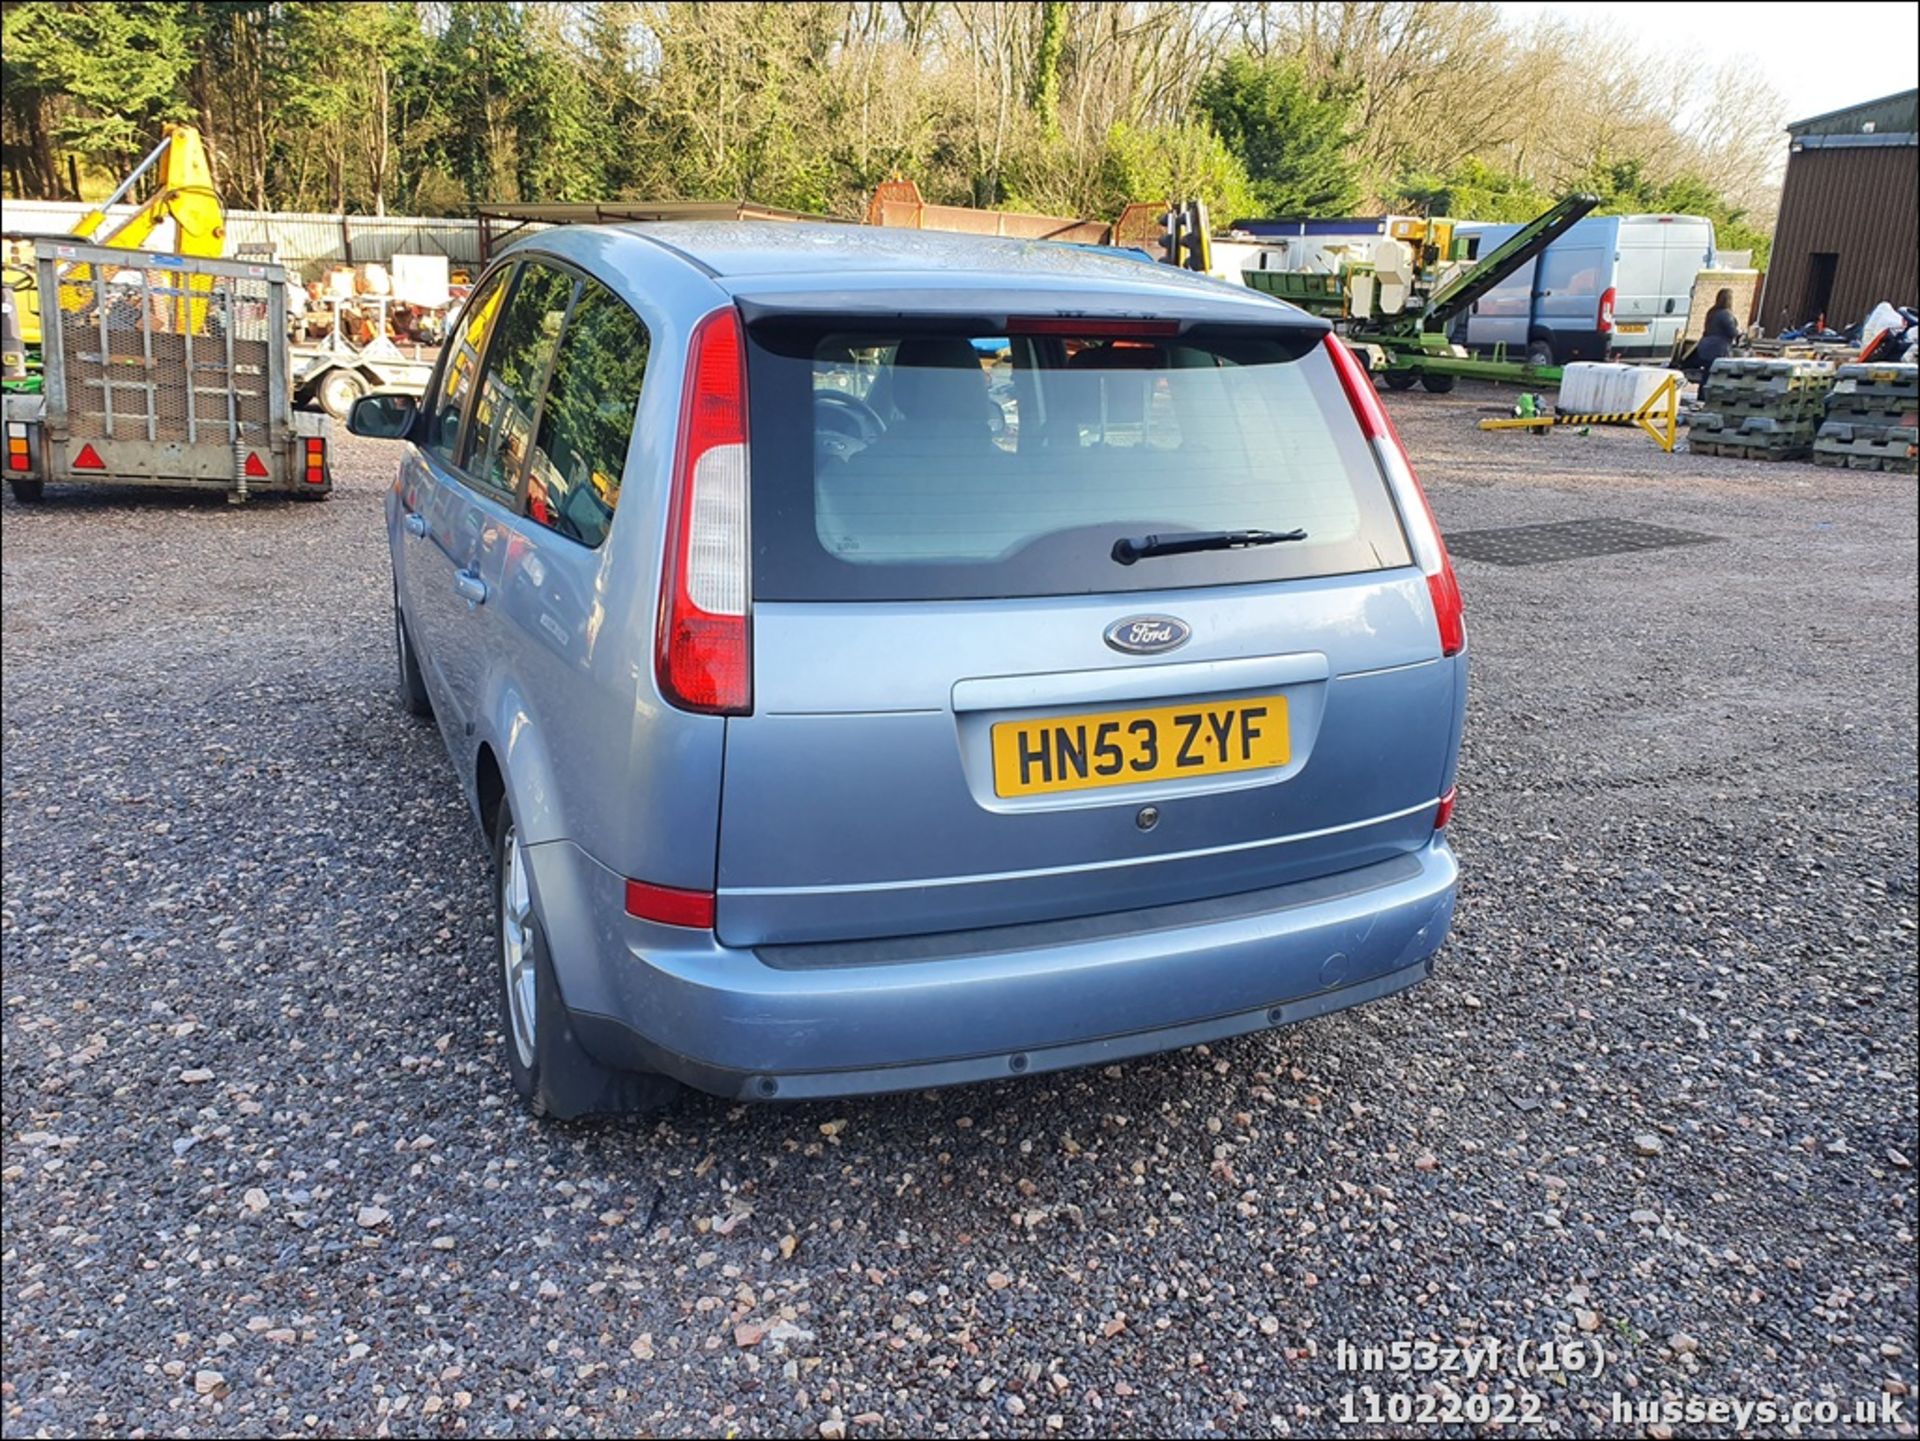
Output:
[349, 223, 1466, 1118]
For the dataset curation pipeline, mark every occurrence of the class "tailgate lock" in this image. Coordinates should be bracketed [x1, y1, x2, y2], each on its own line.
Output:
[1135, 806, 1160, 832]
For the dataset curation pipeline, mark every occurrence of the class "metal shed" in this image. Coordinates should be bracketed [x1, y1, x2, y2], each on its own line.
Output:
[1762, 89, 1918, 331]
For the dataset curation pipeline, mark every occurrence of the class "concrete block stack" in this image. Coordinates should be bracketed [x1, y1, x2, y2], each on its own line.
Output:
[1814, 363, 1919, 474]
[1688, 358, 1835, 461]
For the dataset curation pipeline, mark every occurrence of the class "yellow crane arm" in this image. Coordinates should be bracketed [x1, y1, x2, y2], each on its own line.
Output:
[79, 123, 226, 258]
[44, 124, 227, 337]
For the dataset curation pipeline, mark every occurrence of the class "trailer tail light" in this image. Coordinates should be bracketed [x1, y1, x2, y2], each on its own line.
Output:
[625, 878, 716, 929]
[656, 306, 751, 715]
[1324, 333, 1466, 658]
[72, 442, 105, 470]
[1598, 286, 1616, 334]
[6, 425, 28, 472]
[304, 436, 327, 485]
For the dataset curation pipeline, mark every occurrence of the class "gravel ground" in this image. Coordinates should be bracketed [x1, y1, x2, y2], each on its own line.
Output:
[3, 382, 1915, 1438]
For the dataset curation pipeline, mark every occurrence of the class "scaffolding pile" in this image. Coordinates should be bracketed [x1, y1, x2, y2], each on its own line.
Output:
[1688, 359, 1835, 462]
[1813, 363, 1919, 474]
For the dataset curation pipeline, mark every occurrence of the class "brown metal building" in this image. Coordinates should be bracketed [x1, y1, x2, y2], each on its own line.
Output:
[1762, 90, 1918, 331]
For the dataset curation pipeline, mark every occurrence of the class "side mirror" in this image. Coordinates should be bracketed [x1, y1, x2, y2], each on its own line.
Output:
[348, 391, 418, 440]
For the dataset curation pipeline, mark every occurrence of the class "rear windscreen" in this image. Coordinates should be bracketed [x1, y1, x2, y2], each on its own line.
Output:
[746, 324, 1412, 601]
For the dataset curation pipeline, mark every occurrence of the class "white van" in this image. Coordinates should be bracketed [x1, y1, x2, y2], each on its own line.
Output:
[1452, 215, 1716, 365]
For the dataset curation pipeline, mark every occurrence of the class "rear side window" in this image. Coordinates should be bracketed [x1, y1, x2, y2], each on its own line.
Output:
[747, 324, 1410, 600]
[1538, 248, 1602, 299]
[425, 269, 508, 465]
[522, 278, 648, 548]
[464, 262, 575, 496]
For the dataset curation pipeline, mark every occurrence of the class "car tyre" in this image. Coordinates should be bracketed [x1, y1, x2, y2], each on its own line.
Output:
[1420, 373, 1456, 393]
[317, 367, 368, 422]
[492, 800, 680, 1120]
[1526, 338, 1555, 369]
[394, 587, 433, 718]
[1382, 370, 1418, 391]
[8, 478, 45, 502]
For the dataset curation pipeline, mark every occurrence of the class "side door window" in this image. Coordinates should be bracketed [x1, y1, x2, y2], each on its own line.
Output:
[462, 261, 578, 499]
[520, 277, 649, 548]
[425, 268, 510, 465]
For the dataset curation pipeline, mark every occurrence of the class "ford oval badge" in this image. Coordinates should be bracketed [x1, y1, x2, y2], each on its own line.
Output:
[1104, 615, 1191, 655]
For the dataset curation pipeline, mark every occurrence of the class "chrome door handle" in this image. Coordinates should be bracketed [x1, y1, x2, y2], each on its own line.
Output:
[453, 569, 489, 606]
[403, 512, 427, 538]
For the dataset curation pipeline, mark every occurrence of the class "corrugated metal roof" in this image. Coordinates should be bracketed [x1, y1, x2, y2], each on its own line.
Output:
[1792, 132, 1917, 151]
[0, 199, 482, 275]
[1787, 89, 1918, 138]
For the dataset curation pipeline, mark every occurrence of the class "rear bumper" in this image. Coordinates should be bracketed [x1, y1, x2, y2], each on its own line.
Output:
[528, 837, 1458, 1101]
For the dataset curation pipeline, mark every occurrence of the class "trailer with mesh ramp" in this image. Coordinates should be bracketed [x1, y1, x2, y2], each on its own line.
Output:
[3, 238, 332, 504]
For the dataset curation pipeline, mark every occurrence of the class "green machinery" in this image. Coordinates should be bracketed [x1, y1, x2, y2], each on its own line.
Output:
[1243, 193, 1600, 390]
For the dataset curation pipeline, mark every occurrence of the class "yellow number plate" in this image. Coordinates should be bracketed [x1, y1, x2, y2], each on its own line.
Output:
[991, 695, 1290, 798]
[1615, 322, 1649, 334]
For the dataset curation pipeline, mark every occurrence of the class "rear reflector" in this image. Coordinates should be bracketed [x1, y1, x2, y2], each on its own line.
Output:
[1323, 334, 1466, 657]
[243, 451, 269, 478]
[625, 878, 716, 929]
[656, 306, 751, 715]
[1434, 787, 1457, 830]
[72, 442, 105, 470]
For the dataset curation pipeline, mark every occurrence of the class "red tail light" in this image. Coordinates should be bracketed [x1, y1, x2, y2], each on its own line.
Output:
[304, 436, 327, 486]
[625, 878, 715, 929]
[1597, 286, 1616, 334]
[656, 307, 751, 714]
[1323, 334, 1465, 657]
[1433, 786, 1457, 830]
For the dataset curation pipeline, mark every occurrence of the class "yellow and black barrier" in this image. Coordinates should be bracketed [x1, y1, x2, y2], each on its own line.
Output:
[1478, 374, 1679, 453]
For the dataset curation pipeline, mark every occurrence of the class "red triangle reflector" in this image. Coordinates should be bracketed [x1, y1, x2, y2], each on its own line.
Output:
[73, 443, 105, 470]
[243, 452, 269, 478]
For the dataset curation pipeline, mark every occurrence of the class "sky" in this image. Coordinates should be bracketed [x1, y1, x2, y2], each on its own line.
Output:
[1496, 1, 1919, 127]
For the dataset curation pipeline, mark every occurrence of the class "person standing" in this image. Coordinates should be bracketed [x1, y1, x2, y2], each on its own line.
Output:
[1692, 288, 1741, 377]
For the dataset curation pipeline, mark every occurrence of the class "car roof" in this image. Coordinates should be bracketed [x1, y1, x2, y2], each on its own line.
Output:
[513, 221, 1312, 324]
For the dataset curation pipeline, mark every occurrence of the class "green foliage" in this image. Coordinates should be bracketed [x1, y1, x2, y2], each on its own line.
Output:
[1097, 122, 1255, 225]
[1030, 2, 1067, 135]
[1571, 158, 1772, 268]
[4, 0, 192, 174]
[0, 0, 1779, 275]
[1192, 55, 1361, 219]
[274, 2, 421, 210]
[1394, 159, 1552, 222]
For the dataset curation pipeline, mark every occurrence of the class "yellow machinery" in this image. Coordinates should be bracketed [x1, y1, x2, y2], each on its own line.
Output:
[1386, 216, 1456, 271]
[7, 124, 226, 346]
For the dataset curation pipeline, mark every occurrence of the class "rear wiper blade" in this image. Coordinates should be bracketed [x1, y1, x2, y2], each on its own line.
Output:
[1111, 528, 1308, 565]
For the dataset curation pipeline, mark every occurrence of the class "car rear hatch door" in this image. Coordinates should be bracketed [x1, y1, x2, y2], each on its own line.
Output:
[715, 307, 1458, 948]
